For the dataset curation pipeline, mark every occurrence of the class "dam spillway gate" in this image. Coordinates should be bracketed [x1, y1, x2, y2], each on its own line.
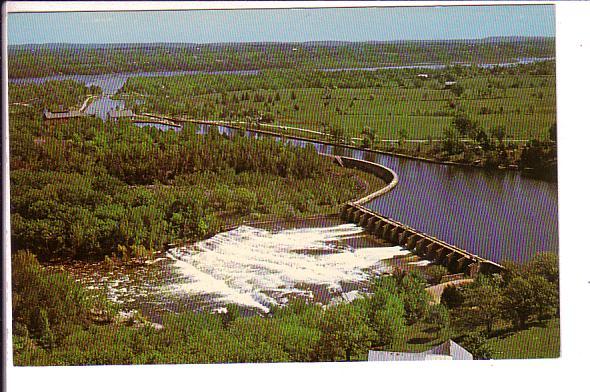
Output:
[334, 155, 504, 277]
[340, 203, 504, 276]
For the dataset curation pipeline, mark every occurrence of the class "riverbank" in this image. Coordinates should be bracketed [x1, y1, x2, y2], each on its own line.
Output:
[121, 116, 556, 263]
[246, 123, 556, 182]
[10, 57, 556, 182]
[144, 115, 555, 182]
[14, 246, 560, 365]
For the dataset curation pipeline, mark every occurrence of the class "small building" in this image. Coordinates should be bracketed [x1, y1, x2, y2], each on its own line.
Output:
[368, 340, 474, 361]
[444, 81, 457, 88]
[107, 108, 134, 121]
[43, 109, 87, 124]
[417, 73, 429, 79]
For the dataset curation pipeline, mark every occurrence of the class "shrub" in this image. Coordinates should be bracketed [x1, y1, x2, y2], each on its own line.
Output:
[501, 276, 535, 329]
[12, 250, 111, 345]
[367, 289, 406, 348]
[461, 332, 493, 360]
[317, 303, 376, 361]
[426, 264, 448, 284]
[441, 285, 464, 309]
[398, 272, 431, 324]
[425, 304, 450, 336]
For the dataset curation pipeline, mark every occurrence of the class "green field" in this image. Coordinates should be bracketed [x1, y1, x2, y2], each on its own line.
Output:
[255, 79, 555, 141]
[487, 318, 560, 359]
[364, 317, 560, 360]
[121, 67, 556, 143]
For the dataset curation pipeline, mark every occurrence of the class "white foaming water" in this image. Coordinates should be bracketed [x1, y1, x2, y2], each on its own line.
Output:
[166, 224, 410, 312]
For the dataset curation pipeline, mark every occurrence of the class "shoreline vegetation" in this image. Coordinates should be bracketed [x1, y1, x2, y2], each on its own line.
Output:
[9, 38, 559, 364]
[112, 60, 556, 182]
[12, 249, 559, 365]
[9, 43, 557, 181]
[192, 119, 556, 182]
[10, 108, 384, 265]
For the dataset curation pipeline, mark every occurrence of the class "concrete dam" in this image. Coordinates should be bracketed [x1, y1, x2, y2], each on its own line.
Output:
[335, 155, 504, 277]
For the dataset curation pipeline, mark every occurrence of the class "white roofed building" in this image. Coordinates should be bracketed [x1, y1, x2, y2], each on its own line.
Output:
[368, 340, 474, 361]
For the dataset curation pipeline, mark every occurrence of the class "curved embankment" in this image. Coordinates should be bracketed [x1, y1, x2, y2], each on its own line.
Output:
[426, 279, 474, 304]
[334, 155, 399, 205]
[334, 155, 504, 277]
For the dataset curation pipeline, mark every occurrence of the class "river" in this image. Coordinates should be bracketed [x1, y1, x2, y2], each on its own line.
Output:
[9, 56, 553, 121]
[49, 218, 413, 318]
[207, 126, 559, 264]
[13, 59, 558, 315]
[46, 124, 558, 317]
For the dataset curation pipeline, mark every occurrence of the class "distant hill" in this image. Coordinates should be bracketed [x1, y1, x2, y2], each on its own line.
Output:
[8, 36, 555, 50]
[8, 37, 555, 79]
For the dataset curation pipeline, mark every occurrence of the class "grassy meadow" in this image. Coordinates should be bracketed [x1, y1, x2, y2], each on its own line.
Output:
[120, 66, 556, 143]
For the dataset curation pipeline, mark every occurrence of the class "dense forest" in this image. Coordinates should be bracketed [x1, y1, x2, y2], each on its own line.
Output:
[10, 81, 380, 263]
[8, 37, 555, 78]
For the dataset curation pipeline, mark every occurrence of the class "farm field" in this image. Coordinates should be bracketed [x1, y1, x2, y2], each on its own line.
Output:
[120, 68, 556, 143]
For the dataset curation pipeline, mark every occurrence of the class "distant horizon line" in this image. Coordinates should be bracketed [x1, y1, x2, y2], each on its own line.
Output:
[9, 35, 556, 47]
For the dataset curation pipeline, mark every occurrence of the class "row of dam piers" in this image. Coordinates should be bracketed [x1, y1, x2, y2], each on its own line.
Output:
[341, 202, 505, 277]
[333, 154, 504, 278]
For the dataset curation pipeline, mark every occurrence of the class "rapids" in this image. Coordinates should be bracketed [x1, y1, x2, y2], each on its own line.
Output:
[165, 224, 411, 312]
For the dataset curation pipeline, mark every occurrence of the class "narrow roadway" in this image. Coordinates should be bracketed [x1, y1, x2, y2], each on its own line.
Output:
[425, 279, 474, 304]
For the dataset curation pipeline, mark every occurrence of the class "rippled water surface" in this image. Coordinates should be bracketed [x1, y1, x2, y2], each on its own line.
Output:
[206, 126, 558, 263]
[24, 61, 558, 315]
[167, 224, 410, 313]
[53, 222, 409, 318]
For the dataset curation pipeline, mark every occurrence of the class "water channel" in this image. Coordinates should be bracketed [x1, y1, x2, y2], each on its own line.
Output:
[44, 123, 558, 318]
[12, 58, 558, 317]
[205, 125, 559, 264]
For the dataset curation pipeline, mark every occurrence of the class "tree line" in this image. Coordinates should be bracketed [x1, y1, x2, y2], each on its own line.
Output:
[430, 112, 557, 180]
[10, 81, 378, 262]
[9, 38, 555, 78]
[12, 249, 558, 364]
[9, 250, 446, 364]
[441, 252, 559, 358]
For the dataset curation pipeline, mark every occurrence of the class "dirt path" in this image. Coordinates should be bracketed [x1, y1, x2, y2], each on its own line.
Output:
[426, 278, 473, 304]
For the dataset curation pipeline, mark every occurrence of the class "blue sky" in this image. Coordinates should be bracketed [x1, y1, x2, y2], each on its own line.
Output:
[8, 5, 555, 45]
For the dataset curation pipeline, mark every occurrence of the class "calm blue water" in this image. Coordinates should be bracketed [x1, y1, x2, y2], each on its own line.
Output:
[203, 125, 558, 264]
[85, 96, 126, 120]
